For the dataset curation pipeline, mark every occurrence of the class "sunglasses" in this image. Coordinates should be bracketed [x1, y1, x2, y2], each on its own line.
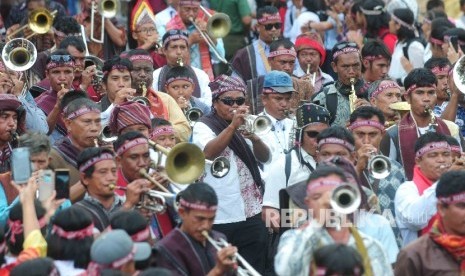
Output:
[334, 42, 358, 51]
[50, 54, 74, 62]
[263, 22, 282, 31]
[305, 130, 320, 138]
[219, 97, 246, 106]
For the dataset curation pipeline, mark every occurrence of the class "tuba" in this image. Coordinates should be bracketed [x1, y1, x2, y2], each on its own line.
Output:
[7, 8, 57, 40]
[2, 38, 37, 71]
[90, 0, 119, 43]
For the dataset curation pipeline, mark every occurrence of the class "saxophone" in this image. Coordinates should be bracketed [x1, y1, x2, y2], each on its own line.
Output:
[425, 106, 438, 133]
[348, 78, 357, 113]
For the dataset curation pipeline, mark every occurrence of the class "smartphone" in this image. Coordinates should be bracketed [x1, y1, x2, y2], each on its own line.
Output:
[11, 147, 32, 184]
[38, 170, 55, 202]
[55, 169, 70, 199]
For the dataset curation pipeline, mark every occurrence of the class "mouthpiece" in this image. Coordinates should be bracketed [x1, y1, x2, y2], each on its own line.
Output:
[109, 183, 116, 190]
[60, 84, 65, 89]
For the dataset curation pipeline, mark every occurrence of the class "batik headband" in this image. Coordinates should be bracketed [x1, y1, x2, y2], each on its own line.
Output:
[348, 120, 385, 131]
[306, 180, 343, 195]
[360, 6, 384, 15]
[116, 138, 148, 156]
[430, 37, 444, 45]
[370, 81, 401, 99]
[431, 65, 451, 75]
[179, 1, 200, 7]
[51, 223, 94, 240]
[390, 13, 416, 31]
[211, 86, 246, 96]
[451, 145, 462, 154]
[150, 126, 175, 140]
[79, 153, 115, 173]
[257, 14, 281, 24]
[318, 138, 355, 152]
[415, 141, 451, 158]
[363, 55, 385, 61]
[128, 55, 153, 64]
[163, 34, 189, 47]
[66, 106, 101, 120]
[165, 76, 194, 86]
[332, 47, 359, 59]
[46, 60, 75, 70]
[438, 192, 465, 204]
[268, 49, 297, 58]
[405, 84, 437, 95]
[7, 216, 47, 243]
[103, 64, 130, 76]
[178, 198, 218, 211]
[130, 227, 150, 242]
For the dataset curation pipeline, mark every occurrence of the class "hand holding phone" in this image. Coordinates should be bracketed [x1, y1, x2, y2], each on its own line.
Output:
[37, 170, 54, 202]
[11, 147, 32, 185]
[55, 169, 70, 200]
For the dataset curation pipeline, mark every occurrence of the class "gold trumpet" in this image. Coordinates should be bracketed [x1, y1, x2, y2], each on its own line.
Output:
[140, 81, 148, 97]
[7, 8, 57, 40]
[349, 78, 357, 113]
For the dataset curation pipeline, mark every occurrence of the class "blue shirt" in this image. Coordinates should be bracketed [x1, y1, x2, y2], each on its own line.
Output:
[186, 24, 226, 68]
[252, 39, 270, 77]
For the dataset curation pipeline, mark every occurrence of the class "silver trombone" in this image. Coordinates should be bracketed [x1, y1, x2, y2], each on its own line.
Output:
[202, 231, 261, 276]
[189, 5, 231, 64]
[90, 0, 119, 43]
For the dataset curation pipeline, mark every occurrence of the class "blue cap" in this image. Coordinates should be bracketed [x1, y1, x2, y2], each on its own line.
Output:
[263, 71, 295, 93]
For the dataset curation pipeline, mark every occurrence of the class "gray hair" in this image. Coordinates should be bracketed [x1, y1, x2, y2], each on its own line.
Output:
[18, 132, 51, 155]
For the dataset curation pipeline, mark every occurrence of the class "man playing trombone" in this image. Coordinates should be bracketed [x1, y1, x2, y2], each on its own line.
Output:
[154, 182, 239, 276]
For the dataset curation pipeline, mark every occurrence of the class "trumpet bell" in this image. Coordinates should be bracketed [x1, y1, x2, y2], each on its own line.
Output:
[164, 143, 206, 184]
[330, 184, 361, 215]
[29, 8, 56, 34]
[207, 12, 231, 39]
[2, 38, 37, 71]
[99, 125, 117, 143]
[453, 55, 465, 93]
[208, 156, 230, 178]
[131, 96, 151, 106]
[99, 0, 120, 18]
[369, 155, 391, 179]
[186, 107, 203, 125]
[253, 115, 272, 135]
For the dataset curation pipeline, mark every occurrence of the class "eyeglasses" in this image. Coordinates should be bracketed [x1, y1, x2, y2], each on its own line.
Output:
[263, 22, 282, 31]
[305, 130, 320, 138]
[334, 42, 358, 51]
[137, 28, 157, 34]
[50, 55, 73, 62]
[219, 97, 246, 106]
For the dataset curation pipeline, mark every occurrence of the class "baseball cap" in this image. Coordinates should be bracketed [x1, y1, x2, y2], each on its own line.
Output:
[263, 71, 296, 93]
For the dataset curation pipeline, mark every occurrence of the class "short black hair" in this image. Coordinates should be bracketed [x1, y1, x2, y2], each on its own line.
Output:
[59, 36, 86, 53]
[102, 56, 133, 84]
[361, 39, 391, 73]
[424, 57, 452, 72]
[307, 165, 347, 184]
[349, 105, 386, 125]
[312, 244, 364, 275]
[257, 6, 279, 19]
[443, 28, 465, 53]
[165, 66, 195, 82]
[151, 118, 172, 129]
[437, 170, 465, 202]
[60, 90, 89, 110]
[126, 49, 152, 67]
[110, 210, 148, 239]
[404, 68, 437, 91]
[113, 131, 147, 155]
[269, 38, 294, 53]
[393, 8, 415, 41]
[426, 0, 445, 11]
[414, 132, 448, 154]
[317, 126, 355, 150]
[430, 18, 455, 44]
[77, 147, 115, 178]
[176, 182, 218, 211]
[53, 16, 80, 35]
[424, 9, 447, 22]
[445, 135, 460, 147]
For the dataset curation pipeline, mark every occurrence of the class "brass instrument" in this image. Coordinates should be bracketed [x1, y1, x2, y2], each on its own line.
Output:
[386, 101, 411, 127]
[425, 106, 438, 133]
[206, 156, 230, 178]
[330, 184, 361, 215]
[202, 231, 261, 276]
[306, 64, 310, 75]
[237, 114, 272, 135]
[140, 81, 147, 97]
[285, 110, 297, 154]
[130, 82, 151, 106]
[138, 189, 177, 213]
[98, 125, 117, 144]
[349, 78, 357, 113]
[90, 0, 120, 43]
[2, 39, 37, 71]
[189, 5, 231, 64]
[453, 55, 465, 93]
[368, 152, 391, 179]
[7, 9, 57, 40]
[185, 107, 203, 126]
[84, 55, 104, 88]
[176, 57, 184, 67]
[147, 141, 206, 184]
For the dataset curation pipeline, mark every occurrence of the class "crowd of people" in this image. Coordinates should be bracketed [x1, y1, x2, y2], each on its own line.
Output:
[0, 0, 465, 275]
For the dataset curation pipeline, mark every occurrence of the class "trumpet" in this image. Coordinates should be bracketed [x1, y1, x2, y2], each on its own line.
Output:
[140, 81, 148, 97]
[206, 156, 230, 178]
[237, 114, 272, 135]
[176, 57, 184, 67]
[84, 55, 104, 87]
[185, 107, 203, 126]
[90, 0, 120, 43]
[425, 106, 438, 133]
[368, 152, 391, 179]
[202, 231, 261, 276]
[330, 184, 361, 215]
[138, 189, 177, 213]
[7, 8, 57, 40]
[188, 5, 231, 64]
[98, 125, 117, 144]
[349, 78, 357, 113]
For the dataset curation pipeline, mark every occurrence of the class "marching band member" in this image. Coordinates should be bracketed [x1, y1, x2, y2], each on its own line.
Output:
[108, 101, 152, 139]
[366, 79, 403, 126]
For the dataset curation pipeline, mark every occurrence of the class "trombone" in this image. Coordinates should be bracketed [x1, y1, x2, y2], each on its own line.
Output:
[202, 231, 261, 276]
[189, 5, 231, 64]
[7, 8, 57, 40]
[90, 0, 120, 43]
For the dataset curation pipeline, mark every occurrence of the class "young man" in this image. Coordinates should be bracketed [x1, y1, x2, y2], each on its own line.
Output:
[312, 42, 369, 127]
[380, 68, 461, 180]
[154, 183, 238, 275]
[424, 57, 451, 117]
[75, 147, 148, 231]
[153, 29, 212, 107]
[361, 40, 391, 84]
[395, 170, 465, 274]
[367, 79, 403, 126]
[166, 0, 225, 80]
[275, 165, 393, 276]
[126, 49, 190, 142]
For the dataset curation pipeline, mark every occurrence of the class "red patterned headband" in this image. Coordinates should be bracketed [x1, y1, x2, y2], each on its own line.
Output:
[116, 138, 148, 156]
[430, 37, 444, 45]
[131, 227, 150, 242]
[112, 246, 136, 268]
[163, 34, 189, 47]
[165, 76, 194, 86]
[348, 120, 385, 131]
[103, 64, 130, 76]
[307, 180, 343, 195]
[128, 55, 153, 64]
[258, 14, 281, 24]
[46, 61, 75, 70]
[7, 216, 47, 243]
[405, 84, 437, 95]
[431, 66, 451, 75]
[150, 126, 175, 140]
[52, 223, 94, 239]
[439, 192, 465, 204]
[451, 145, 462, 154]
[416, 141, 451, 158]
[333, 47, 359, 59]
[79, 153, 115, 172]
[178, 198, 218, 211]
[66, 106, 101, 120]
[318, 138, 355, 152]
[370, 81, 401, 99]
[179, 1, 200, 7]
[363, 55, 385, 61]
[268, 49, 297, 58]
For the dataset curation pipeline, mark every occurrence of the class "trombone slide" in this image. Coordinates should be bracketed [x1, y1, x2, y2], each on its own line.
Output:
[139, 168, 171, 193]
